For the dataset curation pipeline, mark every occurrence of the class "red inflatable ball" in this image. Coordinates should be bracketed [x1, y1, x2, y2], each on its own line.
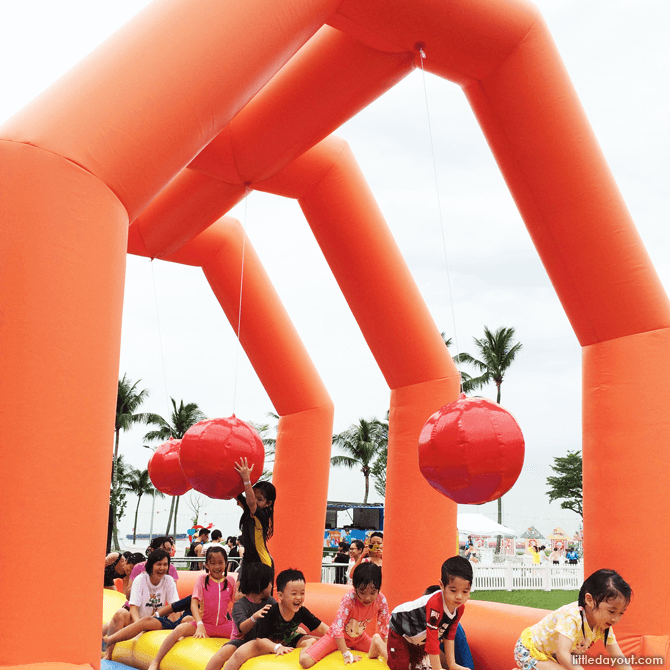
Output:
[418, 394, 524, 504]
[148, 438, 192, 496]
[179, 416, 265, 499]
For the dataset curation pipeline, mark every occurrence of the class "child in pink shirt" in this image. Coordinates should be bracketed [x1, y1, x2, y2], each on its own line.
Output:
[300, 563, 389, 667]
[147, 547, 236, 670]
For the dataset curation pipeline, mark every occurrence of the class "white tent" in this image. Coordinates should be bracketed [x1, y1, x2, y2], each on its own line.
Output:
[457, 513, 517, 537]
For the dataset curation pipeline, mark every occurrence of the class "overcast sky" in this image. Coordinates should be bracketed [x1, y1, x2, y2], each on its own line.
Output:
[3, 1, 668, 546]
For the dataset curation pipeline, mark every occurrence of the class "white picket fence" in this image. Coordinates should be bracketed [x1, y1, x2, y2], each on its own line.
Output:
[472, 563, 584, 591]
[321, 561, 583, 591]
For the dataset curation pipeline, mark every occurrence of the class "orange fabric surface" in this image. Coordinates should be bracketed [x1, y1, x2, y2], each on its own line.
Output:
[294, 138, 458, 390]
[583, 328, 670, 637]
[1, 0, 340, 219]
[190, 26, 413, 185]
[0, 141, 128, 665]
[385, 379, 459, 609]
[464, 18, 670, 346]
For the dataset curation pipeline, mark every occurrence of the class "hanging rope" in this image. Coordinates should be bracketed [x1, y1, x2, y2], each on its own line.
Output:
[150, 259, 173, 420]
[418, 46, 463, 391]
[231, 184, 251, 417]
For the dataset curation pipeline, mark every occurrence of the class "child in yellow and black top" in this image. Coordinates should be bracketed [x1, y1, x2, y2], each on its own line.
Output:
[234, 458, 276, 580]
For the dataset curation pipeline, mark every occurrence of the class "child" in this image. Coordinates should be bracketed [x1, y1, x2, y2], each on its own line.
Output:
[423, 585, 474, 670]
[514, 569, 632, 670]
[388, 556, 473, 670]
[234, 458, 276, 575]
[300, 562, 389, 667]
[203, 563, 276, 670]
[103, 549, 179, 659]
[146, 546, 236, 670]
[219, 568, 329, 670]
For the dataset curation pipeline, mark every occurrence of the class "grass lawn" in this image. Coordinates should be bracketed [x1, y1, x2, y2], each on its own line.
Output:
[470, 590, 578, 609]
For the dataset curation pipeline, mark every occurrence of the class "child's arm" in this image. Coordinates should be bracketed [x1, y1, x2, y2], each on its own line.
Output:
[335, 636, 361, 664]
[191, 597, 207, 638]
[428, 653, 443, 670]
[237, 603, 272, 636]
[442, 639, 472, 670]
[606, 642, 630, 666]
[314, 622, 329, 636]
[555, 633, 585, 670]
[234, 458, 257, 515]
[129, 604, 141, 624]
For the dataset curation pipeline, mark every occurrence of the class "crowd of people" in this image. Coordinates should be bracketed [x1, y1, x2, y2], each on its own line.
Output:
[103, 458, 632, 670]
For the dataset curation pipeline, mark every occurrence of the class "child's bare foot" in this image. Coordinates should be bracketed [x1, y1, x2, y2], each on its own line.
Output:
[368, 634, 387, 661]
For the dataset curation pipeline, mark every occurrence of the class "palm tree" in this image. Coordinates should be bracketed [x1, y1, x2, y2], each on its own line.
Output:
[144, 398, 206, 537]
[453, 326, 522, 404]
[454, 326, 522, 554]
[115, 375, 153, 466]
[441, 332, 477, 393]
[109, 454, 131, 551]
[331, 418, 387, 503]
[110, 375, 155, 550]
[123, 468, 164, 543]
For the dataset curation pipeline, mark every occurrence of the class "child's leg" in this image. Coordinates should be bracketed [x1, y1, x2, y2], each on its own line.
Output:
[104, 615, 162, 644]
[147, 621, 195, 670]
[218, 639, 276, 670]
[203, 643, 239, 670]
[105, 608, 131, 639]
[368, 634, 388, 661]
[296, 636, 317, 648]
[299, 633, 338, 668]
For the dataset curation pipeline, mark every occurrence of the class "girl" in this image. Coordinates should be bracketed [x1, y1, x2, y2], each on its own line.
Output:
[103, 549, 180, 659]
[147, 546, 236, 670]
[300, 562, 389, 667]
[234, 457, 276, 575]
[514, 569, 632, 670]
[203, 562, 276, 670]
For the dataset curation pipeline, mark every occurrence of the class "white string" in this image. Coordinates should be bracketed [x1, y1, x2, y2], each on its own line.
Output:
[418, 47, 463, 393]
[150, 259, 172, 419]
[232, 186, 251, 417]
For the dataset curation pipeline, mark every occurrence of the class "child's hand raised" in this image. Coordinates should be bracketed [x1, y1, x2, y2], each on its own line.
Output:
[234, 457, 254, 482]
[253, 604, 272, 621]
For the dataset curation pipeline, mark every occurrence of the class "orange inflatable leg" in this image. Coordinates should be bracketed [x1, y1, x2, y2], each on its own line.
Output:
[0, 142, 128, 665]
[583, 329, 670, 639]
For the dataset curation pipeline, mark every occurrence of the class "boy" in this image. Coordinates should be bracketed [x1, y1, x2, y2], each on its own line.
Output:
[219, 568, 329, 670]
[388, 556, 473, 670]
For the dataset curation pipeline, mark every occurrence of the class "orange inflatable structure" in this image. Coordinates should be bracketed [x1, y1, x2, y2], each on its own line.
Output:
[1, 0, 669, 668]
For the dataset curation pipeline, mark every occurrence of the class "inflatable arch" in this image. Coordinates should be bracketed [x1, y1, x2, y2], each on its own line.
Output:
[1, 0, 669, 667]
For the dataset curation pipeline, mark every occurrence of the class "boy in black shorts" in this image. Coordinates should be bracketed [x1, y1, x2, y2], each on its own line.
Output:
[388, 556, 473, 670]
[219, 568, 328, 670]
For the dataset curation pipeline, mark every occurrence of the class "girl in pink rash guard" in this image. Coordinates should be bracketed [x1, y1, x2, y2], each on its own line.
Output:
[300, 562, 389, 667]
[147, 547, 236, 670]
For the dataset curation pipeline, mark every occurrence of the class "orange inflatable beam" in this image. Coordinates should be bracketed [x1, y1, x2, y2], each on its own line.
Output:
[257, 136, 461, 608]
[131, 25, 414, 259]
[129, 218, 334, 582]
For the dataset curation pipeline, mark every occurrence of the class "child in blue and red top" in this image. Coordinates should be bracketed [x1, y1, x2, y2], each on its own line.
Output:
[147, 546, 236, 670]
[388, 556, 473, 670]
[300, 563, 389, 667]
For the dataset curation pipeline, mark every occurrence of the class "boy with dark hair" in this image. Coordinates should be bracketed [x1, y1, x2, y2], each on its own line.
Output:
[215, 568, 329, 670]
[388, 556, 473, 670]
